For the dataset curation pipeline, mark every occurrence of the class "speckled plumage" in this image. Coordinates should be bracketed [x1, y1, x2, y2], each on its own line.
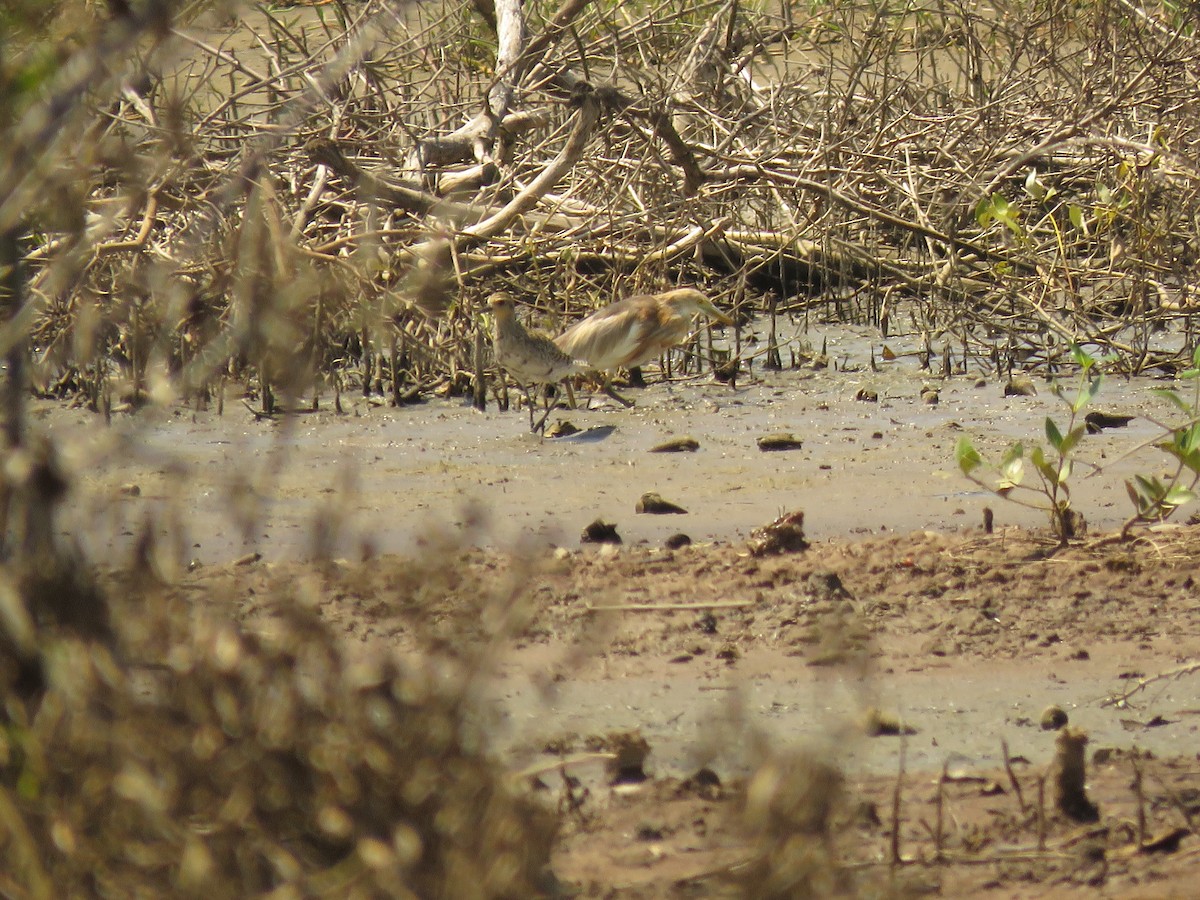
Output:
[487, 292, 585, 431]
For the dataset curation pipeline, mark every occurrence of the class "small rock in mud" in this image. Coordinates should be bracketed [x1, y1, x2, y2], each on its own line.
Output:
[1085, 411, 1135, 433]
[1060, 507, 1088, 539]
[1004, 377, 1037, 397]
[664, 533, 692, 549]
[636, 492, 687, 514]
[1140, 826, 1190, 854]
[855, 388, 879, 402]
[863, 707, 917, 736]
[603, 731, 651, 785]
[748, 510, 808, 556]
[118, 483, 141, 496]
[716, 644, 739, 663]
[714, 360, 740, 383]
[581, 519, 621, 544]
[807, 571, 853, 603]
[648, 436, 699, 453]
[680, 767, 723, 800]
[544, 420, 580, 438]
[756, 432, 804, 451]
[634, 824, 664, 842]
[852, 799, 883, 829]
[1041, 705, 1069, 730]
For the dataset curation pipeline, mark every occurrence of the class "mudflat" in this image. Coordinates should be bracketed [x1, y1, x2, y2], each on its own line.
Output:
[46, 327, 1200, 897]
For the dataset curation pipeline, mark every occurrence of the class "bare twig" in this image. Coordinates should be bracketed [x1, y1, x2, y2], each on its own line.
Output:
[1102, 659, 1200, 707]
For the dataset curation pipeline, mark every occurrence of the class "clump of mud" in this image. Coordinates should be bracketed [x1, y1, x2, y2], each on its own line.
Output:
[748, 510, 808, 556]
[1, 596, 554, 897]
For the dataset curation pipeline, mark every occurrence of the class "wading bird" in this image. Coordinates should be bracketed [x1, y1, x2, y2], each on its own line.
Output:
[553, 288, 733, 405]
[488, 291, 585, 433]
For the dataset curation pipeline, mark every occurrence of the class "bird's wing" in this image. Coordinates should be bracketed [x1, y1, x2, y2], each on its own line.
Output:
[554, 302, 652, 370]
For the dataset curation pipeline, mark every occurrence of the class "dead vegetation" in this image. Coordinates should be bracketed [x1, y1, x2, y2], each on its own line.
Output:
[4, 0, 1200, 419]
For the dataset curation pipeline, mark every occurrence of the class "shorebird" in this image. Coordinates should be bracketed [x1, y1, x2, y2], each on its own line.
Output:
[487, 291, 585, 432]
[553, 288, 732, 405]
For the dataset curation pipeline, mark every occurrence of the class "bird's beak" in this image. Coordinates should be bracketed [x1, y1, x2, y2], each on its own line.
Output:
[702, 300, 733, 326]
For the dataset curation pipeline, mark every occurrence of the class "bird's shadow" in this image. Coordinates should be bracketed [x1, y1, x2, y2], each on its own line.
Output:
[546, 425, 618, 443]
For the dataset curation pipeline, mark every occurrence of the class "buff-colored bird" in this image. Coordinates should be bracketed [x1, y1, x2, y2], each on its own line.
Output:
[488, 292, 585, 432]
[553, 288, 732, 405]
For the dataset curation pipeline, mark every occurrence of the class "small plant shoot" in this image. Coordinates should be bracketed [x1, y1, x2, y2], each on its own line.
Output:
[957, 344, 1200, 543]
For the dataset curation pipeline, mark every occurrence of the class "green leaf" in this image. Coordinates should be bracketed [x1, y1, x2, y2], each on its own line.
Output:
[17, 768, 40, 801]
[1024, 169, 1047, 201]
[1058, 457, 1073, 484]
[1030, 446, 1058, 484]
[1169, 445, 1200, 475]
[1073, 374, 1101, 413]
[1070, 343, 1093, 370]
[1134, 474, 1164, 498]
[975, 193, 1022, 236]
[998, 456, 1025, 491]
[1068, 204, 1088, 234]
[975, 196, 995, 228]
[1160, 427, 1200, 473]
[1163, 485, 1197, 508]
[1180, 424, 1200, 455]
[1045, 417, 1063, 450]
[955, 437, 983, 475]
[1059, 425, 1086, 457]
[1126, 479, 1147, 512]
[998, 443, 1025, 489]
[999, 442, 1024, 468]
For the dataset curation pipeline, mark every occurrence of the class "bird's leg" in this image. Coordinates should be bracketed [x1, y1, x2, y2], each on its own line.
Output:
[519, 385, 539, 431]
[531, 397, 555, 434]
[535, 385, 557, 433]
[602, 374, 634, 408]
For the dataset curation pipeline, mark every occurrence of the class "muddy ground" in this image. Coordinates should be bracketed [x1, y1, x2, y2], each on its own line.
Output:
[45, 327, 1200, 897]
[144, 523, 1200, 898]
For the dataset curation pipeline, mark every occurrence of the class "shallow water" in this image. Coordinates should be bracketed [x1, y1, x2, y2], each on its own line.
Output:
[45, 323, 1190, 568]
[494, 646, 1200, 778]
